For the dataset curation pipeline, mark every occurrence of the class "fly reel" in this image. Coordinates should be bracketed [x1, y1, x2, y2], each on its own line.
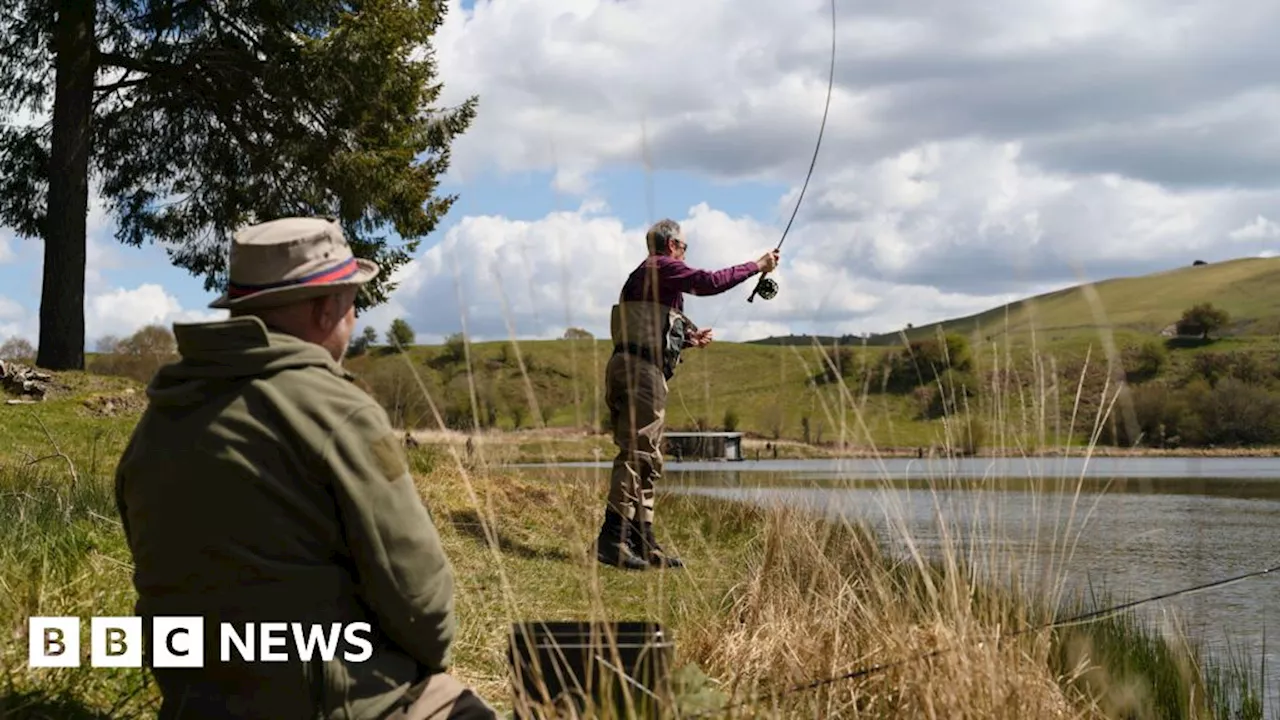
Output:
[747, 275, 779, 302]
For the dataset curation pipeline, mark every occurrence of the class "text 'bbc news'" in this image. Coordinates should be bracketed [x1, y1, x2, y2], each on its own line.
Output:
[28, 617, 373, 668]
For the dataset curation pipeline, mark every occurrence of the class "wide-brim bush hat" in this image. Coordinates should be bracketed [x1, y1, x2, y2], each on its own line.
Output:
[208, 216, 380, 310]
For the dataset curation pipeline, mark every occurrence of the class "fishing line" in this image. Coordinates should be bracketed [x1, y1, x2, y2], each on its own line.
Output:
[745, 0, 836, 307]
[697, 0, 838, 341]
[656, 0, 837, 438]
[681, 559, 1280, 717]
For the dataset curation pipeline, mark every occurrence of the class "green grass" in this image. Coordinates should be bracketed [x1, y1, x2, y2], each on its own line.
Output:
[349, 327, 1280, 454]
[337, 256, 1280, 451]
[1051, 585, 1272, 720]
[347, 337, 949, 448]
[14, 253, 1280, 456]
[0, 374, 1273, 718]
[6, 447, 1271, 718]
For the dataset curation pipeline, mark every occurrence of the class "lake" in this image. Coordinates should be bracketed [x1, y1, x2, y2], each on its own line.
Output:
[521, 456, 1280, 711]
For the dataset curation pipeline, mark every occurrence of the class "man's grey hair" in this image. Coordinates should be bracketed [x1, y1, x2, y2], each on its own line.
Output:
[645, 219, 683, 255]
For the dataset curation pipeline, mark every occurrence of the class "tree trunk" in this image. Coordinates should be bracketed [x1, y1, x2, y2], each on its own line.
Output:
[37, 0, 96, 370]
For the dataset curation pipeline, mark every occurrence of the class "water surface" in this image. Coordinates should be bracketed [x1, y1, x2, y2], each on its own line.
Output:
[533, 456, 1280, 711]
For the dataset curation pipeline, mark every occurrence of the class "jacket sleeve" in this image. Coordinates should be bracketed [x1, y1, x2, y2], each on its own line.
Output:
[663, 259, 760, 296]
[322, 403, 456, 672]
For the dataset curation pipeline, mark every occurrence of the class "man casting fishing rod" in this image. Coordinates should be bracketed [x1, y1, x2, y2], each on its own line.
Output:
[597, 218, 779, 570]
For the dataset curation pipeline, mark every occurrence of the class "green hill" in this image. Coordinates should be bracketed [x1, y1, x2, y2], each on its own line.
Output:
[345, 338, 910, 445]
[343, 255, 1280, 451]
[884, 256, 1280, 344]
[751, 256, 1280, 347]
[9, 255, 1280, 454]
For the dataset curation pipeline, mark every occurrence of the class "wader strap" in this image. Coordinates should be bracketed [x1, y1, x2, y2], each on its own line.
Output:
[613, 343, 673, 379]
[614, 342, 659, 365]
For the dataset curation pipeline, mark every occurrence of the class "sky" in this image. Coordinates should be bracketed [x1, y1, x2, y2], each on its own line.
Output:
[4, 0, 1280, 349]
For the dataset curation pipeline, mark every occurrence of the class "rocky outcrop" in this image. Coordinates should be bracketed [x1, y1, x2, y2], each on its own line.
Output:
[0, 360, 53, 402]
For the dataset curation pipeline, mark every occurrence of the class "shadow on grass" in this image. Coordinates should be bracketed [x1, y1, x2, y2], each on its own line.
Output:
[448, 508, 573, 562]
[1164, 336, 1218, 350]
[0, 690, 117, 720]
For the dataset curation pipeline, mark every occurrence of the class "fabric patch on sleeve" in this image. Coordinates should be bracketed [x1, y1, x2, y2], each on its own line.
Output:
[370, 432, 410, 482]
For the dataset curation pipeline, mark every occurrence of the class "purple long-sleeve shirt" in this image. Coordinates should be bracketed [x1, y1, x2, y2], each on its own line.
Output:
[619, 254, 760, 312]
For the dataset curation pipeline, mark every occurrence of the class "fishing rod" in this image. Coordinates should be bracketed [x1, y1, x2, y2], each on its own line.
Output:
[746, 0, 836, 304]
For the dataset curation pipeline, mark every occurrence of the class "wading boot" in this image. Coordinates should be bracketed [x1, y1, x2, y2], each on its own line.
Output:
[630, 519, 684, 569]
[595, 509, 649, 570]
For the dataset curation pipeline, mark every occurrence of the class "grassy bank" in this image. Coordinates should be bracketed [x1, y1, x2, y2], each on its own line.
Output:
[1, 380, 1272, 718]
[410, 426, 1280, 466]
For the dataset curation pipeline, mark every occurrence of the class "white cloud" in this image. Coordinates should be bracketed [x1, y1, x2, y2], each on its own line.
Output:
[0, 297, 22, 321]
[0, 296, 35, 345]
[345, 0, 1275, 342]
[1229, 215, 1280, 240]
[86, 284, 225, 343]
[376, 191, 1064, 343]
[9, 0, 1280, 348]
[0, 234, 13, 265]
[0, 283, 226, 351]
[372, 128, 1279, 342]
[434, 0, 1280, 189]
[789, 140, 1271, 295]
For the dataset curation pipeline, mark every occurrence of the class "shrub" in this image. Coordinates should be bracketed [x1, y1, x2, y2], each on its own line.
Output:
[1175, 302, 1229, 340]
[1186, 378, 1280, 446]
[879, 332, 973, 393]
[88, 325, 178, 383]
[1107, 383, 1189, 447]
[386, 318, 415, 351]
[1115, 378, 1280, 447]
[1185, 352, 1234, 387]
[953, 414, 985, 455]
[362, 361, 441, 429]
[347, 326, 378, 357]
[0, 336, 35, 362]
[442, 332, 466, 363]
[1224, 351, 1266, 385]
[1124, 339, 1167, 382]
[922, 368, 979, 419]
[816, 345, 855, 384]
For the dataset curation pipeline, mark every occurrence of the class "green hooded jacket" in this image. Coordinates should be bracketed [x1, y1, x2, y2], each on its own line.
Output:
[114, 316, 456, 720]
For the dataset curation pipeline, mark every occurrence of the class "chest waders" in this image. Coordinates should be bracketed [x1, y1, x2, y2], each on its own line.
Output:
[595, 300, 691, 570]
[610, 301, 696, 380]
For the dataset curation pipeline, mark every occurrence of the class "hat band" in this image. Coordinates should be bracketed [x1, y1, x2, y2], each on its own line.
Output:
[227, 256, 360, 299]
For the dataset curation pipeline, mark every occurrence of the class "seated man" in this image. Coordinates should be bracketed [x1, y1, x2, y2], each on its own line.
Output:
[114, 217, 494, 719]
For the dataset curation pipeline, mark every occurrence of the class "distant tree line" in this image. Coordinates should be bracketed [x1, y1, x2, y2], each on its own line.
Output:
[806, 301, 1280, 449]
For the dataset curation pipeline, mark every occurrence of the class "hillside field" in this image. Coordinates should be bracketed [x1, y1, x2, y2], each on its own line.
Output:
[6, 255, 1280, 455]
[751, 255, 1280, 348]
[346, 256, 1280, 453]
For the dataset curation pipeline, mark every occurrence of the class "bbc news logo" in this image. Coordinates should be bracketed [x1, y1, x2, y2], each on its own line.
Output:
[29, 617, 373, 668]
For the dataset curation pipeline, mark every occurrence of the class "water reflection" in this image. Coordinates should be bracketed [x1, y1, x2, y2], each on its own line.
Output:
[532, 457, 1280, 710]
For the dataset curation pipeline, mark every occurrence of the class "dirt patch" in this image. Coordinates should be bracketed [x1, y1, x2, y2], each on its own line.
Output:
[80, 390, 148, 417]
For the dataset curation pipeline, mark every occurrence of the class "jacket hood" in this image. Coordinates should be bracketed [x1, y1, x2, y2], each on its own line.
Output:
[146, 316, 351, 406]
